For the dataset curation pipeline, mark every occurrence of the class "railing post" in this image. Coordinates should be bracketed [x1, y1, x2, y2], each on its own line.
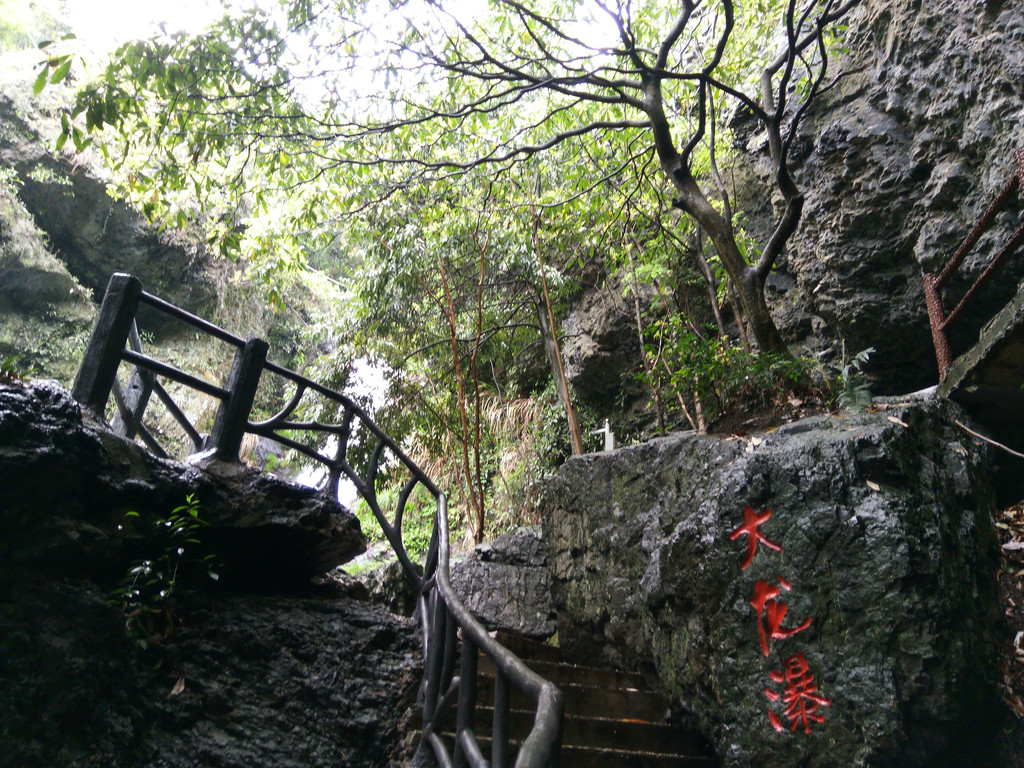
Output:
[72, 273, 143, 416]
[207, 337, 269, 461]
[112, 322, 156, 439]
[454, 637, 478, 768]
[422, 591, 448, 732]
[492, 668, 510, 768]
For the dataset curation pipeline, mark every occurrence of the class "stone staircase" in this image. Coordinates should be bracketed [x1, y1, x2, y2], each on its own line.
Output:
[441, 632, 719, 768]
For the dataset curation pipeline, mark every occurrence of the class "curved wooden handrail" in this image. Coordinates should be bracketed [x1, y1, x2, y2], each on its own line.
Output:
[72, 272, 564, 768]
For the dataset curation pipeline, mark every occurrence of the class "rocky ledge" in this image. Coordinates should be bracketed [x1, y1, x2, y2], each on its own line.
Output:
[541, 399, 1008, 768]
[0, 380, 420, 768]
[0, 380, 365, 584]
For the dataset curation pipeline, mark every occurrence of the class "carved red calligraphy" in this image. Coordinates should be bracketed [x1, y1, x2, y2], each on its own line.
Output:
[729, 505, 782, 570]
[731, 505, 830, 734]
[764, 652, 831, 733]
[750, 575, 812, 657]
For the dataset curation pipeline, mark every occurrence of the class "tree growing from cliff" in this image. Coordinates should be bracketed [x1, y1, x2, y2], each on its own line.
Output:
[43, 0, 858, 354]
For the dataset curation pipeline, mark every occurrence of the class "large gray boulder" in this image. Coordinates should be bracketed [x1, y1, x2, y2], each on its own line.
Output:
[768, 1, 1024, 391]
[450, 526, 556, 640]
[0, 380, 366, 584]
[541, 400, 1004, 767]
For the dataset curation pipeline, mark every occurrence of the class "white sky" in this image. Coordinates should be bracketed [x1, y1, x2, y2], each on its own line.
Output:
[61, 0, 611, 59]
[62, 0, 228, 53]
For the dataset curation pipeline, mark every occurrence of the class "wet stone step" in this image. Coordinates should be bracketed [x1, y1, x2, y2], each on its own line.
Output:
[477, 653, 652, 692]
[489, 631, 565, 663]
[440, 734, 718, 768]
[474, 677, 669, 722]
[558, 744, 719, 768]
[451, 708, 714, 754]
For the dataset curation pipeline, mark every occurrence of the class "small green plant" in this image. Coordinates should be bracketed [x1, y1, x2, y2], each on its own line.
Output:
[0, 354, 35, 384]
[834, 344, 874, 408]
[641, 317, 819, 429]
[109, 494, 219, 643]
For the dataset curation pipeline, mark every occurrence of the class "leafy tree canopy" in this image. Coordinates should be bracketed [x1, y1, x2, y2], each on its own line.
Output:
[40, 0, 856, 346]
[31, 0, 859, 539]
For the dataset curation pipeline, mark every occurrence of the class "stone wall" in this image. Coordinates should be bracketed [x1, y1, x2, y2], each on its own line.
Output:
[540, 400, 1006, 767]
[0, 381, 419, 768]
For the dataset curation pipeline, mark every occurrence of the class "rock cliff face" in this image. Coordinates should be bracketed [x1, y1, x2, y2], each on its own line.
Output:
[0, 381, 419, 768]
[767, 0, 1024, 391]
[0, 88, 219, 320]
[560, 276, 649, 412]
[562, 2, 1024, 400]
[540, 400, 1005, 767]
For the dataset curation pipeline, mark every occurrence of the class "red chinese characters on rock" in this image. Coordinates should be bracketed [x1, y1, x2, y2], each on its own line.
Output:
[750, 575, 812, 657]
[730, 505, 830, 734]
[764, 653, 832, 733]
[729, 506, 783, 570]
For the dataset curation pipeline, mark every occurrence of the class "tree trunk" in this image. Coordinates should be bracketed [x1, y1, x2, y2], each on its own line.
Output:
[739, 269, 788, 354]
[531, 189, 585, 455]
[536, 299, 584, 455]
[645, 78, 790, 356]
[670, 166, 789, 354]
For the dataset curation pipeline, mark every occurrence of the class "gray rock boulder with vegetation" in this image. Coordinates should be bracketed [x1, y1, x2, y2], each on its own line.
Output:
[0, 379, 418, 768]
[541, 400, 1004, 767]
[450, 526, 556, 640]
[0, 78, 331, 393]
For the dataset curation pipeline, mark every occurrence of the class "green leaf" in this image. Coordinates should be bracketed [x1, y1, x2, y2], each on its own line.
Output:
[51, 57, 72, 85]
[33, 67, 48, 96]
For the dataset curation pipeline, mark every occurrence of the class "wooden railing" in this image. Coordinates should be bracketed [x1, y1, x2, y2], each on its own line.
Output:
[923, 148, 1024, 380]
[72, 272, 563, 768]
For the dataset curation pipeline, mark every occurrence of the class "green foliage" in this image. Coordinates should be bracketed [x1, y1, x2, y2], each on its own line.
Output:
[33, 0, 853, 300]
[26, 0, 857, 535]
[353, 477, 436, 562]
[108, 494, 219, 643]
[0, 354, 36, 384]
[644, 315, 816, 428]
[833, 344, 875, 409]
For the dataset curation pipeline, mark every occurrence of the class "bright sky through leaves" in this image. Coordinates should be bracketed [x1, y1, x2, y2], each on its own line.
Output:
[62, 0, 227, 52]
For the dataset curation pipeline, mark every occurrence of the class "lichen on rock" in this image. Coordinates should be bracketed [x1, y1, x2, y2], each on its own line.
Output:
[541, 400, 1004, 767]
[0, 380, 417, 768]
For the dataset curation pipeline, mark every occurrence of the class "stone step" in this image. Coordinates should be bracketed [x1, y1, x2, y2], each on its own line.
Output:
[477, 653, 651, 692]
[559, 744, 718, 768]
[440, 733, 717, 768]
[475, 675, 669, 722]
[450, 632, 719, 767]
[457, 708, 712, 754]
[490, 630, 565, 663]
